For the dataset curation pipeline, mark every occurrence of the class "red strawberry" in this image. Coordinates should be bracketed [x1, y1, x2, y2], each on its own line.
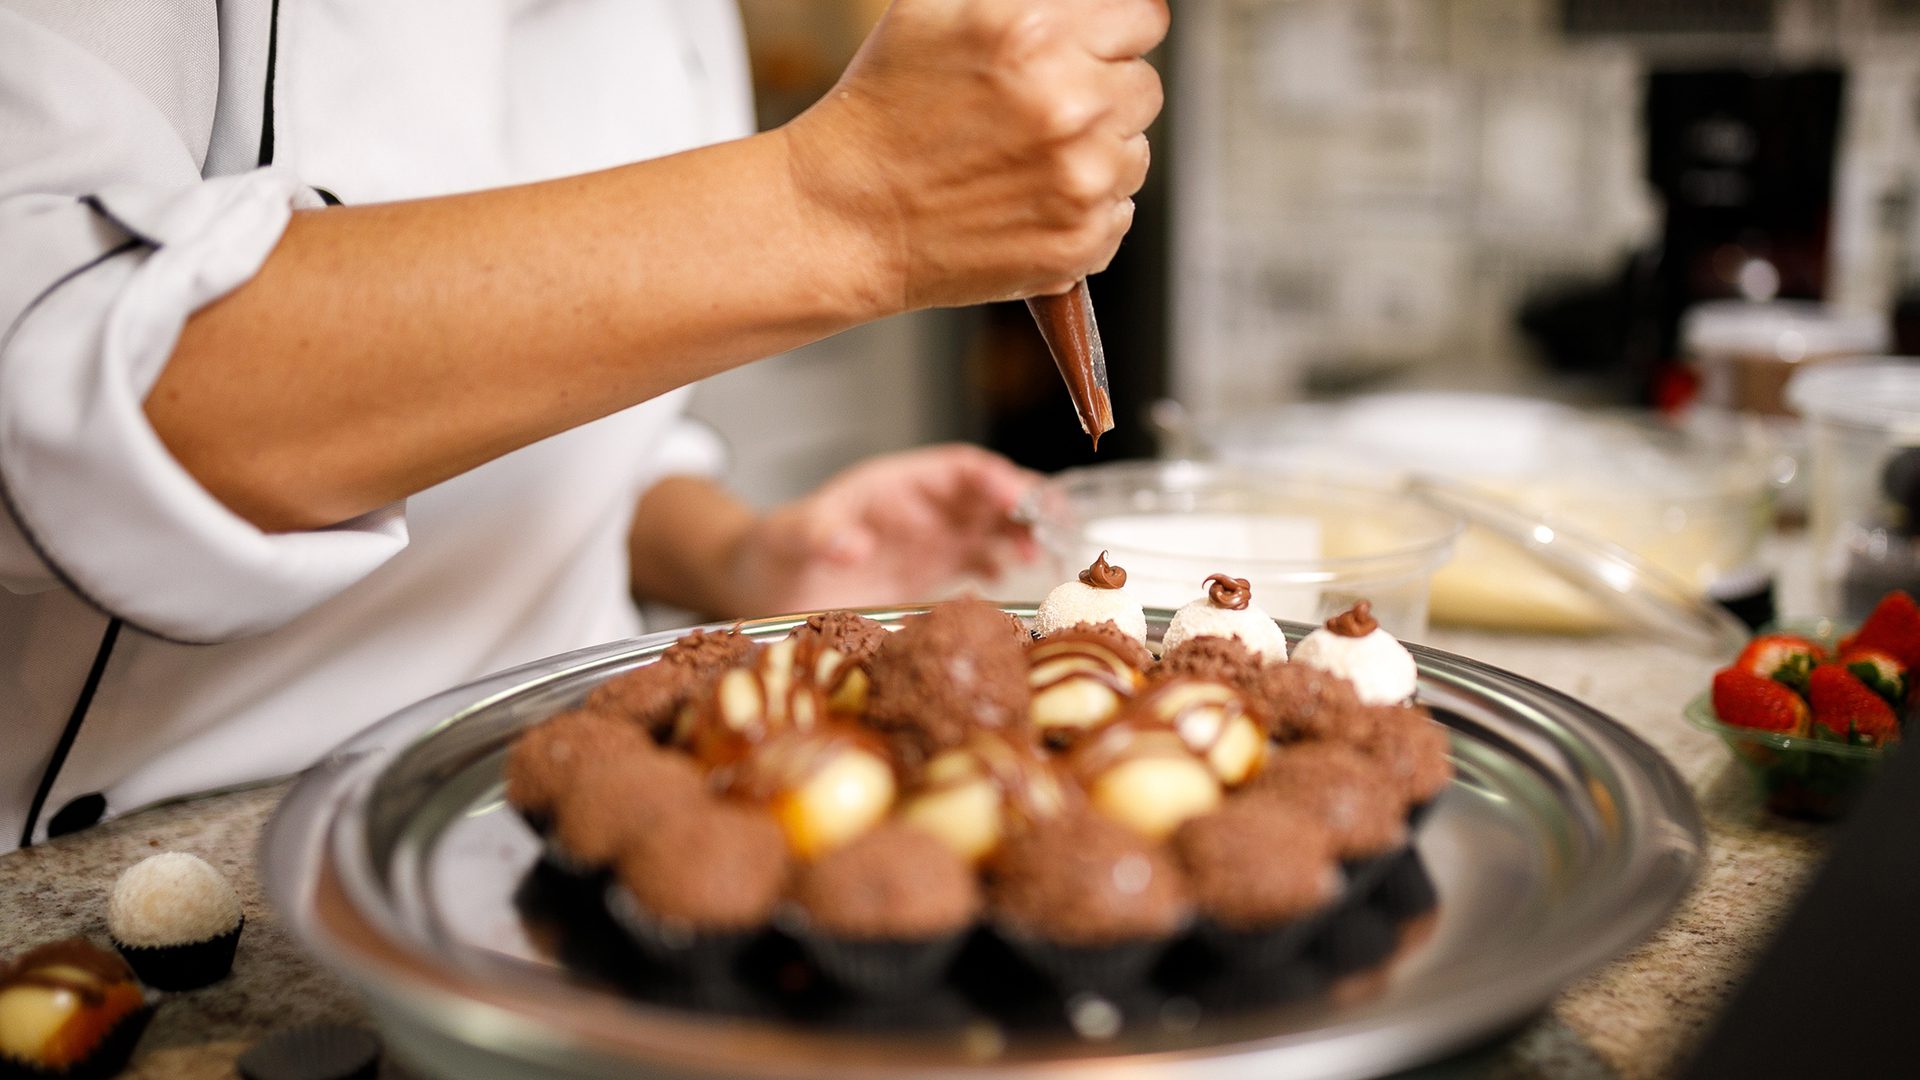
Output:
[1838, 647, 1908, 706]
[1844, 591, 1920, 669]
[1807, 664, 1900, 746]
[1711, 667, 1811, 736]
[1733, 634, 1826, 692]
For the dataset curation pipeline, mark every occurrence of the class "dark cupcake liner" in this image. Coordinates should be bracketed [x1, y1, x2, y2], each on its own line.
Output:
[1340, 846, 1406, 897]
[990, 921, 1181, 994]
[781, 914, 970, 998]
[603, 882, 760, 978]
[236, 1023, 381, 1080]
[114, 918, 243, 991]
[1406, 796, 1438, 829]
[1193, 907, 1330, 973]
[1310, 902, 1399, 976]
[1370, 849, 1439, 921]
[0, 1001, 154, 1080]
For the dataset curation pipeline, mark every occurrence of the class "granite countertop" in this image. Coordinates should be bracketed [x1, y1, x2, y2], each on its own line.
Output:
[0, 627, 1829, 1080]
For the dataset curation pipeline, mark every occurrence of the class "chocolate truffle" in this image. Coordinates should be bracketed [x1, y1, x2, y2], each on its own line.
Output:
[613, 797, 790, 931]
[899, 730, 1072, 862]
[789, 823, 982, 940]
[1026, 626, 1149, 741]
[674, 636, 862, 763]
[1289, 601, 1419, 706]
[989, 810, 1191, 946]
[0, 939, 150, 1075]
[726, 726, 898, 860]
[789, 610, 890, 666]
[504, 708, 653, 822]
[585, 628, 757, 735]
[549, 744, 708, 870]
[107, 852, 244, 990]
[1123, 678, 1268, 786]
[1258, 661, 1367, 743]
[1032, 552, 1149, 644]
[1159, 574, 1290, 661]
[1070, 721, 1223, 840]
[1248, 743, 1409, 859]
[865, 599, 1031, 756]
[1154, 633, 1267, 698]
[1174, 796, 1341, 929]
[1347, 705, 1453, 805]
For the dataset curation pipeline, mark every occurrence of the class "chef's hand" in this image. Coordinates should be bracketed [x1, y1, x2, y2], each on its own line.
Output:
[784, 0, 1169, 310]
[628, 445, 1042, 618]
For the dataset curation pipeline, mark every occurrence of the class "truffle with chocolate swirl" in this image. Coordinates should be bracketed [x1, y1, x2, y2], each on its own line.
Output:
[724, 724, 898, 860]
[1025, 623, 1151, 742]
[1122, 677, 1268, 786]
[1032, 551, 1148, 643]
[0, 939, 151, 1076]
[585, 627, 757, 738]
[1288, 600, 1418, 706]
[1159, 573, 1291, 661]
[1067, 717, 1222, 840]
[674, 636, 865, 768]
[899, 730, 1073, 862]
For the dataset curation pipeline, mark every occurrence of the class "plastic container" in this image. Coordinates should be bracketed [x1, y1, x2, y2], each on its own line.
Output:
[1014, 461, 1462, 638]
[1787, 361, 1920, 622]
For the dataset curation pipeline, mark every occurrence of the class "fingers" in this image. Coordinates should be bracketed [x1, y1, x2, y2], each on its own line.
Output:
[1081, 0, 1171, 61]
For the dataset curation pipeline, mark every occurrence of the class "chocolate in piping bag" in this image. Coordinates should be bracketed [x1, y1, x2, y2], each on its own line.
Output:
[1026, 279, 1114, 449]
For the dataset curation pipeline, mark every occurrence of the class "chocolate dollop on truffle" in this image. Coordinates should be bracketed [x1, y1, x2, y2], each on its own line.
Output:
[866, 599, 1032, 757]
[1325, 600, 1379, 638]
[1078, 551, 1127, 589]
[789, 823, 982, 940]
[989, 810, 1191, 946]
[1205, 574, 1251, 611]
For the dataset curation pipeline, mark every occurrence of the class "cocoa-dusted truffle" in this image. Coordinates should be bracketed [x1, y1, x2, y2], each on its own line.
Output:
[1248, 743, 1409, 859]
[1346, 705, 1453, 805]
[1258, 661, 1367, 743]
[586, 628, 757, 736]
[1155, 633, 1266, 699]
[1175, 795, 1341, 929]
[789, 610, 890, 666]
[989, 810, 1191, 946]
[614, 796, 790, 931]
[789, 823, 982, 940]
[550, 744, 708, 869]
[505, 708, 653, 821]
[865, 599, 1031, 757]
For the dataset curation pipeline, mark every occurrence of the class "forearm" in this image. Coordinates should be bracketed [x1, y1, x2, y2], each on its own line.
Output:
[148, 129, 891, 532]
[626, 475, 759, 619]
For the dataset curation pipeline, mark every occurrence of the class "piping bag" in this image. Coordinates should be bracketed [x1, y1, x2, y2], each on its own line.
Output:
[1026, 280, 1114, 450]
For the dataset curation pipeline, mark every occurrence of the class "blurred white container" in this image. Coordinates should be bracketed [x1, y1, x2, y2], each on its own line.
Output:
[1016, 461, 1462, 638]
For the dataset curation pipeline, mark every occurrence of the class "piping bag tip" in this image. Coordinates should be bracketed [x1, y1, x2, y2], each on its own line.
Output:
[1026, 280, 1113, 451]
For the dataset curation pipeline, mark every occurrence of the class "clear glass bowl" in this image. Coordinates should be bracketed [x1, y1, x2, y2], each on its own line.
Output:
[1684, 691, 1887, 821]
[1014, 461, 1463, 637]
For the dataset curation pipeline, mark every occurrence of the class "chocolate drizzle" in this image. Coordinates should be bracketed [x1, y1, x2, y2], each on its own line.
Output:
[722, 724, 891, 804]
[1078, 551, 1127, 589]
[1205, 574, 1251, 611]
[1027, 639, 1138, 698]
[1326, 600, 1378, 638]
[0, 939, 132, 1005]
[1136, 679, 1254, 758]
[918, 732, 1067, 825]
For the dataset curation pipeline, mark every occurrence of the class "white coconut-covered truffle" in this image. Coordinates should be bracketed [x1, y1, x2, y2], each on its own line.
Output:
[1033, 552, 1147, 643]
[1158, 574, 1289, 661]
[1289, 601, 1418, 706]
[107, 852, 242, 948]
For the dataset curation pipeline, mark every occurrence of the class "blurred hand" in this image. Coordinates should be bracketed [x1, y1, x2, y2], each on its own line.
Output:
[784, 0, 1169, 311]
[729, 444, 1041, 614]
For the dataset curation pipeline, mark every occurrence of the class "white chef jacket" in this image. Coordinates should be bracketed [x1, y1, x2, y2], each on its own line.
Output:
[0, 0, 754, 849]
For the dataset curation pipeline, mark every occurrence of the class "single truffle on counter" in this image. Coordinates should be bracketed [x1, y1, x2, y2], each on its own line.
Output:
[1026, 624, 1150, 741]
[865, 599, 1032, 758]
[726, 726, 898, 860]
[106, 852, 244, 990]
[504, 708, 654, 824]
[0, 939, 151, 1076]
[1174, 796, 1342, 930]
[1154, 633, 1268, 699]
[788, 823, 982, 941]
[1032, 552, 1148, 644]
[1258, 661, 1367, 743]
[1249, 743, 1410, 860]
[1345, 705, 1454, 806]
[899, 730, 1073, 862]
[1288, 601, 1418, 706]
[585, 628, 757, 736]
[989, 810, 1191, 946]
[613, 797, 790, 932]
[788, 610, 890, 667]
[1069, 721, 1223, 840]
[1159, 574, 1290, 661]
[548, 744, 708, 870]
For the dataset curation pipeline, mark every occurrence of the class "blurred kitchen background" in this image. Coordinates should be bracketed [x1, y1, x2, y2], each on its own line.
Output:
[695, 0, 1920, 503]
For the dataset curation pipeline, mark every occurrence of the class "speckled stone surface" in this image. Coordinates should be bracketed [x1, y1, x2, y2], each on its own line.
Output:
[0, 629, 1831, 1080]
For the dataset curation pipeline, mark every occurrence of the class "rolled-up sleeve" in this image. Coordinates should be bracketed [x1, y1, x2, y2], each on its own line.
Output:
[0, 8, 407, 643]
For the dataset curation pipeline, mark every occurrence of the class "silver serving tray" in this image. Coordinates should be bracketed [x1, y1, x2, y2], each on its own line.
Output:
[262, 608, 1703, 1080]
